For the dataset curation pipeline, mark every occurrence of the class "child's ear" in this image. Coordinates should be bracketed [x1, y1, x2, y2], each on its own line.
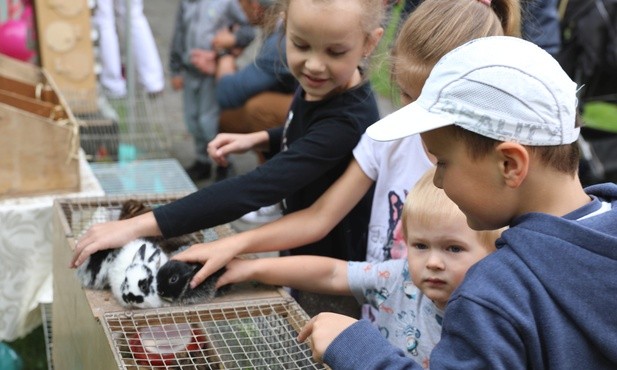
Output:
[495, 142, 529, 188]
[364, 27, 384, 57]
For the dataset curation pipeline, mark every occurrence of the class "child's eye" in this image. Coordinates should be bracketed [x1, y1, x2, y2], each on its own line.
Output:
[447, 245, 464, 253]
[292, 42, 309, 50]
[413, 243, 428, 250]
[328, 49, 347, 57]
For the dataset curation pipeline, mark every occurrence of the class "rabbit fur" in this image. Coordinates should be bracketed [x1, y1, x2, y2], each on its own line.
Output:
[75, 207, 116, 289]
[76, 200, 193, 290]
[109, 239, 169, 308]
[157, 260, 227, 305]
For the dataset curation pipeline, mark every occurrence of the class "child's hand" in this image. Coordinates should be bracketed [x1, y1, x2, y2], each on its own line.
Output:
[190, 49, 217, 75]
[297, 313, 358, 363]
[70, 219, 139, 268]
[216, 258, 254, 288]
[172, 237, 244, 288]
[207, 133, 257, 166]
[171, 75, 183, 91]
[212, 28, 236, 51]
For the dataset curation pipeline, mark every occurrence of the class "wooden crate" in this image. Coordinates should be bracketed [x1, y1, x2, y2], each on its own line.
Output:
[52, 195, 323, 370]
[0, 54, 80, 198]
[32, 0, 98, 112]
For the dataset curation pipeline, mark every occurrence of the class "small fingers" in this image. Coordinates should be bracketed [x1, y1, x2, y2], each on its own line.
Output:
[298, 318, 323, 363]
[70, 234, 93, 268]
[297, 316, 315, 343]
[191, 263, 216, 288]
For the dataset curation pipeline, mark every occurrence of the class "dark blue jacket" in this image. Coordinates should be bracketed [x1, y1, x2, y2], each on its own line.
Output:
[216, 28, 296, 109]
[325, 183, 617, 369]
[522, 0, 561, 56]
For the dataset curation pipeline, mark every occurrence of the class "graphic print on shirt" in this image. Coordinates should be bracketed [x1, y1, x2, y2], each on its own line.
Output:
[395, 310, 422, 356]
[396, 264, 422, 356]
[280, 110, 294, 211]
[365, 286, 390, 310]
[382, 190, 407, 260]
[280, 110, 294, 151]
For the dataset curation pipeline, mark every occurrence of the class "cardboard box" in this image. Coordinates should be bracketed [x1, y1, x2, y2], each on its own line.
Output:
[0, 54, 80, 198]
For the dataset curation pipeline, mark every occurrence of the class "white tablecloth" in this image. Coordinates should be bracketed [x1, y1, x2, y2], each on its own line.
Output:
[0, 152, 104, 341]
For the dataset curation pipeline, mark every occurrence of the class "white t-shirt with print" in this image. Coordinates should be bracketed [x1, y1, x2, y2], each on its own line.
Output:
[353, 133, 433, 263]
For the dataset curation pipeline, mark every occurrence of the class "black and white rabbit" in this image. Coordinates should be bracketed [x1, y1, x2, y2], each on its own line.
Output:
[109, 239, 169, 308]
[75, 207, 116, 289]
[76, 200, 190, 289]
[157, 260, 227, 305]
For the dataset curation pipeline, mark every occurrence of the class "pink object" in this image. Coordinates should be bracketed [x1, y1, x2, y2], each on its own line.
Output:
[0, 2, 36, 62]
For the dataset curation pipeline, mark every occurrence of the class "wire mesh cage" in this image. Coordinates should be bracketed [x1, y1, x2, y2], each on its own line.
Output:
[52, 194, 322, 369]
[102, 298, 325, 369]
[40, 303, 54, 370]
[89, 159, 197, 196]
[63, 89, 174, 162]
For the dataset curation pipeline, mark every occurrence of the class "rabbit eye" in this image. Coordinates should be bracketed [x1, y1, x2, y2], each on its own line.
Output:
[170, 275, 179, 284]
[139, 279, 150, 293]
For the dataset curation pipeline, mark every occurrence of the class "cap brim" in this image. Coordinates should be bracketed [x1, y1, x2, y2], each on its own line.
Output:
[366, 101, 454, 142]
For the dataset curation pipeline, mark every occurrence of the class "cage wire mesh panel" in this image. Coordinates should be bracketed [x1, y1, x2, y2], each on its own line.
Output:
[89, 159, 197, 195]
[101, 298, 326, 370]
[53, 195, 318, 369]
[64, 90, 173, 162]
[41, 303, 54, 370]
[58, 194, 214, 240]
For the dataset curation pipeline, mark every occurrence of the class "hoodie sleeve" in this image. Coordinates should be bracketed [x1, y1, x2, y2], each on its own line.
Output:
[323, 320, 420, 370]
[428, 295, 526, 369]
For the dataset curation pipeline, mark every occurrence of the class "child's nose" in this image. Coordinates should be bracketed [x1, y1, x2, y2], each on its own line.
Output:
[426, 252, 445, 270]
[305, 54, 325, 73]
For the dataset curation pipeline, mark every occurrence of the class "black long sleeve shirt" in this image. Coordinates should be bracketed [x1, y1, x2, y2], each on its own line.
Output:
[154, 83, 379, 260]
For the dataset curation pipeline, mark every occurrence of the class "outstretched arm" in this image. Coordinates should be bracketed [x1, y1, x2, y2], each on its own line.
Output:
[172, 160, 374, 287]
[207, 131, 270, 167]
[217, 256, 350, 295]
[300, 315, 418, 369]
[70, 212, 162, 268]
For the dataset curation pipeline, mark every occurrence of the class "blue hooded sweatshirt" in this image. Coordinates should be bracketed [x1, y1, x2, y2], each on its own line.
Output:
[324, 183, 617, 370]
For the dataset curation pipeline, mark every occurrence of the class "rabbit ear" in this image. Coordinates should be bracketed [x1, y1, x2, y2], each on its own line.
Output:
[149, 249, 164, 270]
[147, 248, 162, 264]
[132, 243, 147, 264]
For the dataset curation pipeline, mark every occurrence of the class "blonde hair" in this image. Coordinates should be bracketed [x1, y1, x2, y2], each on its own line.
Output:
[401, 168, 504, 252]
[277, 0, 385, 35]
[276, 0, 385, 75]
[392, 0, 521, 95]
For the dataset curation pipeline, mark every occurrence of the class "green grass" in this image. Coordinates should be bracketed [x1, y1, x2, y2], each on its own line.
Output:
[369, 2, 403, 99]
[583, 102, 617, 133]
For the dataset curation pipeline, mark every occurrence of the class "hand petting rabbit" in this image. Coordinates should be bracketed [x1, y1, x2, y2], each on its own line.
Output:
[76, 200, 230, 308]
[156, 260, 227, 305]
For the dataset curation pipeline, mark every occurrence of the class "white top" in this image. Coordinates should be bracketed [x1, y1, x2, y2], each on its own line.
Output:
[353, 133, 433, 262]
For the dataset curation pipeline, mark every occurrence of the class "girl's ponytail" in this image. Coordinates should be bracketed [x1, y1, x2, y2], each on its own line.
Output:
[491, 0, 522, 37]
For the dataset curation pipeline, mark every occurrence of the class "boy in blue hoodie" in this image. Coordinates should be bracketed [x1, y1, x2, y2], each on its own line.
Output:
[299, 36, 617, 369]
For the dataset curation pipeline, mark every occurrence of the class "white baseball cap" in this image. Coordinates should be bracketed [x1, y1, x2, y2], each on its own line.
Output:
[366, 36, 579, 146]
